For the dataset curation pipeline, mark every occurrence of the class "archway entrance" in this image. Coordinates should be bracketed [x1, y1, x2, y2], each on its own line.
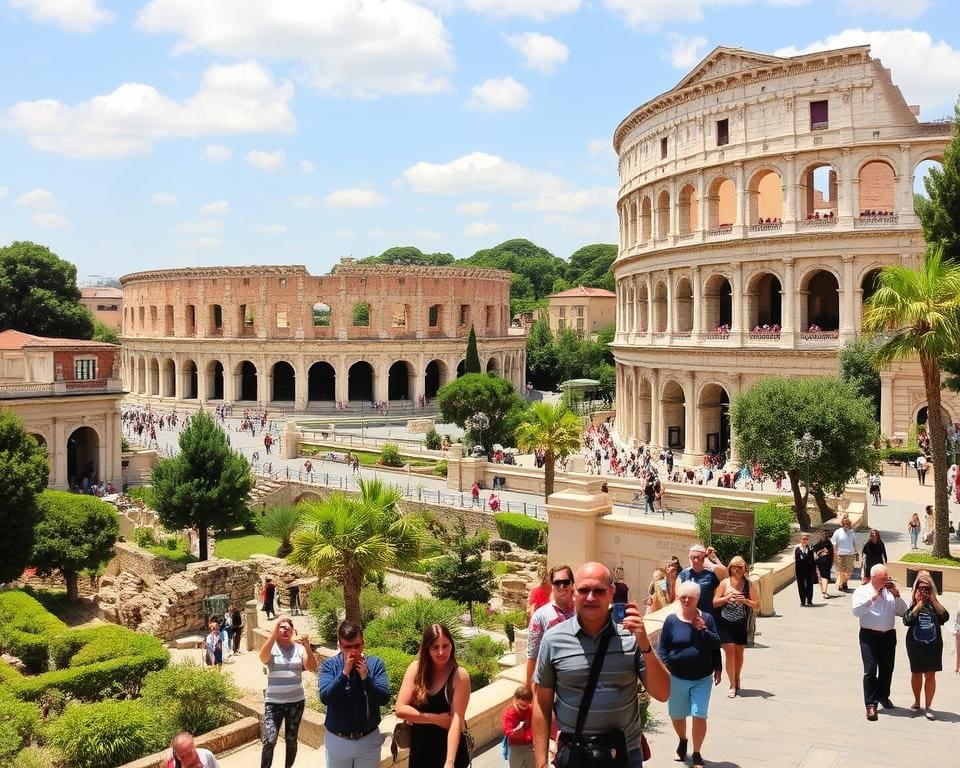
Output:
[207, 360, 224, 400]
[425, 360, 446, 399]
[456, 360, 466, 378]
[749, 272, 782, 328]
[308, 362, 335, 402]
[181, 360, 198, 399]
[661, 381, 686, 451]
[271, 362, 295, 402]
[68, 426, 99, 490]
[704, 275, 732, 331]
[348, 361, 374, 401]
[698, 384, 730, 458]
[161, 359, 176, 397]
[803, 270, 839, 331]
[238, 361, 257, 401]
[388, 361, 413, 400]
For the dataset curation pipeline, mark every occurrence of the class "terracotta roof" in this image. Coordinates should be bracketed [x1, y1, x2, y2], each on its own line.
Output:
[0, 329, 116, 350]
[549, 286, 616, 299]
[80, 286, 123, 298]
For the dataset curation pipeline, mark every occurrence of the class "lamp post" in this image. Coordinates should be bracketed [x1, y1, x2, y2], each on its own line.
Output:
[793, 431, 822, 530]
[471, 411, 490, 457]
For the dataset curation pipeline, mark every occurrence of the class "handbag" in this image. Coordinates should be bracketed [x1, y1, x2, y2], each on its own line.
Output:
[390, 721, 411, 763]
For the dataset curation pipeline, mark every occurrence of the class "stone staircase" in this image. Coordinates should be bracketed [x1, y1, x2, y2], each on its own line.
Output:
[248, 477, 286, 505]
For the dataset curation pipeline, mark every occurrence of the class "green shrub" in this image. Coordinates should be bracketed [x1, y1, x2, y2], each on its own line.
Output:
[380, 443, 404, 467]
[494, 513, 547, 551]
[0, 591, 67, 673]
[46, 700, 167, 768]
[424, 429, 443, 450]
[12, 746, 56, 768]
[364, 596, 464, 655]
[365, 646, 414, 707]
[308, 584, 401, 645]
[126, 486, 155, 509]
[48, 624, 166, 670]
[141, 660, 239, 735]
[0, 693, 41, 760]
[434, 460, 448, 477]
[879, 447, 919, 463]
[459, 634, 505, 689]
[132, 526, 157, 548]
[694, 498, 794, 565]
[900, 552, 960, 567]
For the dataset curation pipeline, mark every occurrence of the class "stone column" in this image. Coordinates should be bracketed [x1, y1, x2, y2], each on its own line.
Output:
[840, 254, 855, 342]
[783, 154, 797, 225]
[545, 480, 612, 571]
[223, 358, 237, 404]
[728, 373, 742, 463]
[733, 161, 745, 234]
[335, 356, 348, 404]
[173, 356, 184, 400]
[730, 263, 743, 343]
[294, 356, 307, 411]
[838, 148, 854, 222]
[197, 360, 208, 405]
[781, 257, 796, 343]
[692, 265, 702, 339]
[650, 368, 661, 449]
[645, 274, 654, 341]
[683, 372, 695, 458]
[665, 269, 674, 335]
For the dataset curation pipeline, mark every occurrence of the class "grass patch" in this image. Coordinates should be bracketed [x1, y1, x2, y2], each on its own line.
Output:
[299, 445, 436, 468]
[900, 552, 960, 567]
[145, 546, 198, 564]
[214, 531, 279, 560]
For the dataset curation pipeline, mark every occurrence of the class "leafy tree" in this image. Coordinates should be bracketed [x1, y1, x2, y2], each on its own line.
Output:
[0, 411, 50, 583]
[429, 515, 496, 623]
[526, 318, 558, 390]
[435, 373, 527, 448]
[863, 246, 960, 557]
[915, 101, 960, 265]
[555, 328, 586, 384]
[289, 478, 424, 623]
[359, 246, 456, 267]
[464, 239, 569, 316]
[30, 491, 119, 602]
[255, 505, 303, 558]
[151, 410, 253, 560]
[0, 241, 94, 339]
[90, 319, 118, 344]
[464, 324, 481, 373]
[730, 377, 878, 530]
[838, 337, 881, 421]
[515, 401, 584, 499]
[566, 244, 617, 291]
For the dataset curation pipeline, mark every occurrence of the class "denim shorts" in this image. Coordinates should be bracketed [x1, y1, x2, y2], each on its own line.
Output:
[667, 674, 714, 719]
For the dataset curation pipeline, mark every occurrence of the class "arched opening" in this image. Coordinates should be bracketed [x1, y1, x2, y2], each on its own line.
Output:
[661, 381, 686, 451]
[640, 195, 652, 241]
[271, 361, 295, 402]
[858, 160, 895, 215]
[348, 361, 374, 401]
[486, 357, 499, 374]
[308, 362, 335, 402]
[428, 304, 443, 332]
[627, 199, 638, 246]
[161, 358, 176, 397]
[67, 426, 99, 490]
[707, 176, 735, 230]
[207, 360, 224, 400]
[425, 360, 447, 399]
[914, 157, 944, 216]
[312, 302, 331, 327]
[637, 284, 649, 332]
[698, 384, 730, 459]
[149, 358, 160, 396]
[748, 169, 783, 224]
[388, 360, 413, 400]
[238, 361, 258, 401]
[181, 359, 198, 399]
[136, 357, 146, 394]
[860, 269, 883, 330]
[703, 274, 732, 331]
[678, 184, 698, 234]
[748, 272, 782, 329]
[653, 281, 668, 332]
[802, 270, 840, 332]
[675, 278, 693, 333]
[656, 190, 671, 238]
[637, 378, 652, 444]
[456, 359, 467, 378]
[800, 163, 837, 219]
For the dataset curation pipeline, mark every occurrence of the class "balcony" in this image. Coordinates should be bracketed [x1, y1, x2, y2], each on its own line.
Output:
[0, 378, 124, 399]
[701, 330, 730, 341]
[748, 330, 781, 341]
[799, 330, 840, 348]
[675, 232, 695, 242]
[706, 225, 733, 238]
[749, 222, 782, 233]
[799, 217, 836, 229]
[854, 215, 899, 229]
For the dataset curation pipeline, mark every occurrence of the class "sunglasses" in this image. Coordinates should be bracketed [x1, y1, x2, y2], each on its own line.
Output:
[552, 579, 573, 587]
[576, 586, 608, 597]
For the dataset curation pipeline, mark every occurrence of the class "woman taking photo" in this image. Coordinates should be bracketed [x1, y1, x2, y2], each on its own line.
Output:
[712, 556, 758, 697]
[903, 570, 950, 719]
[812, 529, 834, 599]
[396, 624, 471, 768]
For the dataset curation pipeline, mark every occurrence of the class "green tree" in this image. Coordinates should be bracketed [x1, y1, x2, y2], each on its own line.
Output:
[915, 101, 960, 264]
[464, 324, 481, 373]
[566, 244, 618, 291]
[515, 401, 584, 499]
[0, 241, 94, 339]
[838, 337, 881, 421]
[864, 246, 960, 557]
[554, 328, 586, 384]
[464, 239, 569, 315]
[90, 319, 119, 344]
[255, 505, 303, 558]
[151, 410, 253, 561]
[435, 373, 527, 448]
[730, 377, 878, 530]
[358, 246, 456, 267]
[526, 318, 558, 390]
[30, 491, 119, 602]
[429, 516, 496, 623]
[0, 412, 50, 583]
[289, 478, 424, 623]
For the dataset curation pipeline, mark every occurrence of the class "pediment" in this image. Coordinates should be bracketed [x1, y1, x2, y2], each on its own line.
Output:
[673, 47, 789, 91]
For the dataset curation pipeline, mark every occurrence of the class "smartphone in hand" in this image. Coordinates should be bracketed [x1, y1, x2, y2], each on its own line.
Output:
[612, 603, 627, 623]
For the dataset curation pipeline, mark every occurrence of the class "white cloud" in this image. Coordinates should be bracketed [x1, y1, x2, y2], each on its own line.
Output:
[17, 188, 56, 208]
[175, 218, 224, 234]
[200, 200, 230, 214]
[254, 223, 286, 235]
[666, 32, 707, 69]
[776, 29, 960, 117]
[31, 211, 69, 229]
[602, 0, 807, 29]
[5, 61, 295, 159]
[403, 151, 565, 196]
[300, 160, 317, 174]
[0, 186, 8, 200]
[465, 221, 501, 238]
[9, 0, 113, 33]
[244, 149, 286, 173]
[463, 0, 580, 20]
[290, 195, 322, 208]
[204, 144, 232, 162]
[412, 228, 443, 242]
[466, 77, 530, 111]
[587, 138, 611, 156]
[151, 191, 179, 205]
[504, 32, 569, 74]
[840, 0, 928, 19]
[136, 0, 454, 98]
[324, 188, 388, 208]
[513, 186, 617, 212]
[187, 236, 222, 249]
[455, 201, 491, 215]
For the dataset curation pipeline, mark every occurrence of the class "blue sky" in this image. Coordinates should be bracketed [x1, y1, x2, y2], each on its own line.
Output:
[1, 0, 959, 283]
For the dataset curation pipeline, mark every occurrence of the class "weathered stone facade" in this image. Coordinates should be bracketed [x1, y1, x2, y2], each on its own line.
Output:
[119, 262, 527, 410]
[612, 45, 958, 458]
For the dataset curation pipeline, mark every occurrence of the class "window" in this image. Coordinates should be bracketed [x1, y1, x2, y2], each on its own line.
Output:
[558, 319, 566, 330]
[559, 307, 566, 318]
[279, 277, 287, 288]
[576, 318, 585, 333]
[312, 302, 331, 327]
[96, 304, 118, 311]
[660, 137, 668, 159]
[428, 305, 440, 327]
[459, 304, 469, 326]
[576, 306, 584, 318]
[353, 303, 370, 327]
[75, 358, 97, 380]
[276, 306, 289, 328]
[717, 119, 729, 146]
[810, 100, 828, 130]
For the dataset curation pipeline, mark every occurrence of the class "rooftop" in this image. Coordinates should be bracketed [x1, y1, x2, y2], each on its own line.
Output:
[0, 329, 117, 351]
[549, 286, 616, 299]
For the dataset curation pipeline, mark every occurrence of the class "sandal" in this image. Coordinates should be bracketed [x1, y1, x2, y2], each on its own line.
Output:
[692, 751, 705, 768]
[910, 702, 921, 714]
[925, 709, 936, 721]
[727, 687, 736, 698]
[675, 738, 688, 761]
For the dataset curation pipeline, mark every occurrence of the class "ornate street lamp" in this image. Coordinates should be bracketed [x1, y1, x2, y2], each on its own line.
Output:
[471, 411, 490, 457]
[793, 431, 822, 527]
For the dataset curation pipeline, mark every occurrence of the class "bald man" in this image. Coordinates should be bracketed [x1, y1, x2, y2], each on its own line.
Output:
[169, 732, 221, 768]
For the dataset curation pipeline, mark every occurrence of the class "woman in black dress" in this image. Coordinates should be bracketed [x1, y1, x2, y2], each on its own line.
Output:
[396, 624, 471, 768]
[712, 556, 758, 697]
[903, 570, 950, 720]
[860, 529, 887, 583]
[812, 529, 834, 599]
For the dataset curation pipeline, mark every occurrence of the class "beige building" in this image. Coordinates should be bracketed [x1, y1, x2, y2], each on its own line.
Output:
[546, 286, 616, 339]
[120, 262, 527, 410]
[80, 286, 123, 331]
[611, 45, 956, 461]
[0, 330, 123, 490]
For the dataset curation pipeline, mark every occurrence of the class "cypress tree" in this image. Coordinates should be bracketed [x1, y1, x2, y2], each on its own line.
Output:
[465, 324, 482, 373]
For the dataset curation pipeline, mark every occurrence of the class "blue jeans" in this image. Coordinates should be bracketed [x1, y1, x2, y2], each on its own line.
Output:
[644, 498, 656, 514]
[909, 527, 919, 549]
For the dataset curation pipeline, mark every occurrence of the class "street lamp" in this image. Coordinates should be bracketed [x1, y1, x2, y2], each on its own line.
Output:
[471, 411, 490, 457]
[793, 431, 822, 521]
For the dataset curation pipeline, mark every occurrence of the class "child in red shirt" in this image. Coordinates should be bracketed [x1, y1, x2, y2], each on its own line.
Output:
[502, 684, 534, 768]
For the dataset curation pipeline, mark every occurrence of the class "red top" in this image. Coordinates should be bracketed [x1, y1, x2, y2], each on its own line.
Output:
[502, 703, 534, 745]
[527, 583, 550, 612]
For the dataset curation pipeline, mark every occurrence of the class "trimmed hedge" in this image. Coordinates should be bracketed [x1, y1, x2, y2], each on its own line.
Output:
[365, 646, 414, 707]
[0, 591, 67, 672]
[694, 498, 794, 565]
[46, 699, 166, 768]
[141, 661, 240, 735]
[879, 447, 921, 463]
[0, 692, 40, 760]
[494, 512, 547, 551]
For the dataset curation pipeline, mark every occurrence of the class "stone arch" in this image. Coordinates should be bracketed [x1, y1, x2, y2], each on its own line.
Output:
[747, 167, 783, 223]
[636, 282, 649, 332]
[68, 425, 100, 489]
[800, 268, 840, 332]
[135, 356, 146, 394]
[236, 360, 258, 401]
[348, 361, 374, 401]
[148, 357, 160, 396]
[798, 161, 838, 219]
[916, 403, 953, 430]
[206, 359, 225, 400]
[640, 195, 652, 241]
[308, 361, 336, 402]
[675, 277, 693, 333]
[656, 189, 671, 237]
[627, 198, 638, 246]
[636, 376, 652, 444]
[702, 273, 732, 330]
[746, 270, 782, 328]
[271, 361, 295, 402]
[160, 357, 176, 397]
[456, 359, 467, 378]
[857, 157, 896, 214]
[388, 360, 414, 400]
[425, 359, 447, 399]
[653, 280, 668, 332]
[706, 175, 735, 229]
[913, 156, 944, 205]
[697, 382, 731, 458]
[486, 356, 499, 374]
[180, 359, 198, 399]
[860, 266, 884, 329]
[660, 379, 686, 450]
[678, 183, 698, 234]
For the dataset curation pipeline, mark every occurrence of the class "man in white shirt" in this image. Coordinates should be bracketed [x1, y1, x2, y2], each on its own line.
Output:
[851, 565, 907, 721]
[830, 516, 857, 591]
[915, 453, 928, 485]
[170, 732, 221, 768]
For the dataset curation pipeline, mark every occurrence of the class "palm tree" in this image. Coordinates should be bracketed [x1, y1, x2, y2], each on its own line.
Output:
[288, 478, 424, 622]
[863, 245, 960, 557]
[255, 505, 302, 558]
[515, 401, 584, 500]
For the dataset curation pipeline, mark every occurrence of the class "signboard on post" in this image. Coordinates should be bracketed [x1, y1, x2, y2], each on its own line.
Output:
[710, 507, 756, 538]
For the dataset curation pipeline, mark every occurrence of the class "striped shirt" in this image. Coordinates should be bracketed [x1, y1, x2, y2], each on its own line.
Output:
[534, 615, 647, 749]
[264, 643, 306, 704]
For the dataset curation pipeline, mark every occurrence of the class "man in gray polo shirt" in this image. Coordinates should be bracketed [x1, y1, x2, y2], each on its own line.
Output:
[532, 562, 670, 768]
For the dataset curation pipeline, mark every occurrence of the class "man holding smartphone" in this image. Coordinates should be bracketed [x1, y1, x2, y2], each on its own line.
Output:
[852, 564, 908, 721]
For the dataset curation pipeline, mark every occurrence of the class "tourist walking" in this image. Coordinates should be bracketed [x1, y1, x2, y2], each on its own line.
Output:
[471, 482, 481, 508]
[902, 570, 950, 719]
[679, 544, 727, 615]
[922, 505, 935, 545]
[907, 512, 922, 550]
[525, 564, 576, 686]
[916, 453, 928, 485]
[812, 529, 834, 599]
[501, 685, 534, 768]
[259, 617, 318, 768]
[861, 529, 888, 583]
[852, 565, 907, 721]
[532, 562, 670, 768]
[713, 556, 758, 696]
[262, 578, 277, 621]
[395, 624, 472, 768]
[319, 621, 390, 768]
[229, 603, 244, 654]
[659, 581, 722, 768]
[202, 621, 223, 671]
[831, 516, 857, 591]
[794, 534, 817, 605]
